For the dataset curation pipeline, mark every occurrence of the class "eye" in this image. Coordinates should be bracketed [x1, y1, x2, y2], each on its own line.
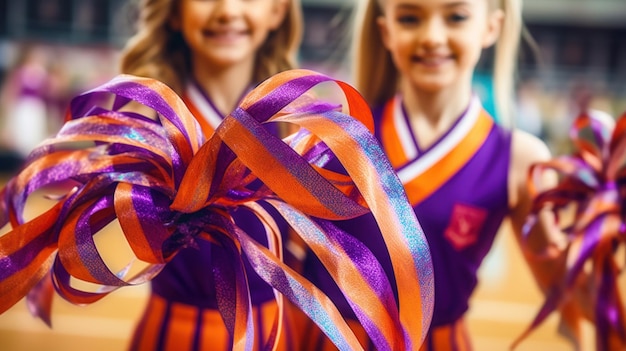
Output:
[396, 14, 420, 25]
[448, 13, 469, 23]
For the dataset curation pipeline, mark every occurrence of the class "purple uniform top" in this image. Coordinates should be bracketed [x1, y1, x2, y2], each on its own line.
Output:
[151, 80, 287, 307]
[303, 95, 511, 327]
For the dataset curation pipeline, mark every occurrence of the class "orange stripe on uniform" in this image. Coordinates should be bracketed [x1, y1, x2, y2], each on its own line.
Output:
[454, 319, 472, 351]
[198, 307, 230, 351]
[255, 300, 278, 348]
[291, 309, 373, 351]
[136, 295, 168, 351]
[431, 323, 452, 351]
[418, 319, 472, 351]
[380, 99, 409, 168]
[404, 110, 493, 206]
[164, 300, 198, 351]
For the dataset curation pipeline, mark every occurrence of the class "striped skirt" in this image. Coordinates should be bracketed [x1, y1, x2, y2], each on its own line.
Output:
[294, 308, 472, 351]
[129, 294, 297, 351]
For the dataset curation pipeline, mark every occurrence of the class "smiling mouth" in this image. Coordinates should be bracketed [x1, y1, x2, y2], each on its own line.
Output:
[203, 29, 249, 42]
[413, 56, 453, 67]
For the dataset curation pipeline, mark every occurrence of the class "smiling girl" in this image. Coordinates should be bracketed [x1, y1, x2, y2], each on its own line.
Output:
[300, 0, 579, 349]
[118, 0, 302, 350]
[358, 0, 577, 348]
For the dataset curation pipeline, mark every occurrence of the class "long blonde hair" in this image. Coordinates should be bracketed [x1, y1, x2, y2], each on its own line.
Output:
[353, 0, 396, 109]
[119, 0, 303, 95]
[492, 0, 522, 127]
[354, 0, 522, 127]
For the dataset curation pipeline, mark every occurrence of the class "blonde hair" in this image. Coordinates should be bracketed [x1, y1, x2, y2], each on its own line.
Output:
[119, 0, 303, 95]
[354, 0, 523, 127]
[492, 0, 522, 127]
[353, 0, 396, 109]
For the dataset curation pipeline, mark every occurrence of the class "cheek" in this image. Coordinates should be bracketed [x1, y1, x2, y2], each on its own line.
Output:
[181, 22, 204, 47]
[179, 10, 204, 36]
[388, 41, 414, 72]
[248, 12, 277, 44]
[247, 4, 277, 27]
[179, 3, 205, 25]
[454, 34, 484, 62]
[388, 32, 414, 56]
[465, 42, 485, 64]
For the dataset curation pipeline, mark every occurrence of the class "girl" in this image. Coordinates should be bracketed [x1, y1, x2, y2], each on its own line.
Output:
[118, 0, 303, 350]
[301, 0, 583, 349]
[0, 45, 51, 159]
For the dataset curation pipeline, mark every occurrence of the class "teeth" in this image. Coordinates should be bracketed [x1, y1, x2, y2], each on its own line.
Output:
[205, 28, 245, 35]
[212, 32, 238, 36]
[205, 31, 246, 42]
[415, 56, 450, 66]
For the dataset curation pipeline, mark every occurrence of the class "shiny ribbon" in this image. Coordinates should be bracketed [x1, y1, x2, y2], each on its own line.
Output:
[0, 69, 434, 350]
[518, 111, 626, 350]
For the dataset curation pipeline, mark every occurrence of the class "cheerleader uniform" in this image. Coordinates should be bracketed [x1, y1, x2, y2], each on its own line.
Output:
[129, 80, 294, 351]
[300, 95, 511, 351]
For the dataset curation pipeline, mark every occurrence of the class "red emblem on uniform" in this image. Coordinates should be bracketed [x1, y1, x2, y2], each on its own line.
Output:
[444, 203, 487, 250]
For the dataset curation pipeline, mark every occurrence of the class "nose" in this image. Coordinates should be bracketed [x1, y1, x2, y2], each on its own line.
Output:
[417, 17, 446, 49]
[214, 0, 243, 23]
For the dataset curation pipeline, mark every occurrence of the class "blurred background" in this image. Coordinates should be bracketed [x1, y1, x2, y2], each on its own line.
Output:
[1, 0, 625, 349]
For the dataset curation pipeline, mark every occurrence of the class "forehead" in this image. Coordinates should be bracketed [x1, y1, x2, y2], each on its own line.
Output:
[382, 0, 485, 10]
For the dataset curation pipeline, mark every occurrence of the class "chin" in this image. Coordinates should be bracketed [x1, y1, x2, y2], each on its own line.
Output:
[407, 71, 454, 92]
[411, 82, 451, 94]
[203, 53, 251, 68]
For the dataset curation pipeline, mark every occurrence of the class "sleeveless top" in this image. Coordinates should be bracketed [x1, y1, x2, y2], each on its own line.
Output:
[150, 79, 288, 307]
[303, 95, 512, 326]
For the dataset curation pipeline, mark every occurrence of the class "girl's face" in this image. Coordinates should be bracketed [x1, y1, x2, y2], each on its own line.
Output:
[378, 0, 502, 94]
[173, 0, 287, 71]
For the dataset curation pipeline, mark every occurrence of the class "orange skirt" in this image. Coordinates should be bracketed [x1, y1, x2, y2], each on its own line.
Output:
[292, 307, 472, 351]
[129, 294, 297, 351]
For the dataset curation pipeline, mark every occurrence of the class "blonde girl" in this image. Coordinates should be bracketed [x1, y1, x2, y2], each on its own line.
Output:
[301, 0, 582, 349]
[118, 0, 303, 350]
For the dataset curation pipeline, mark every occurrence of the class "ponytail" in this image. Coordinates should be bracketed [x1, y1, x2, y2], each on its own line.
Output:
[492, 0, 522, 128]
[353, 0, 398, 108]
